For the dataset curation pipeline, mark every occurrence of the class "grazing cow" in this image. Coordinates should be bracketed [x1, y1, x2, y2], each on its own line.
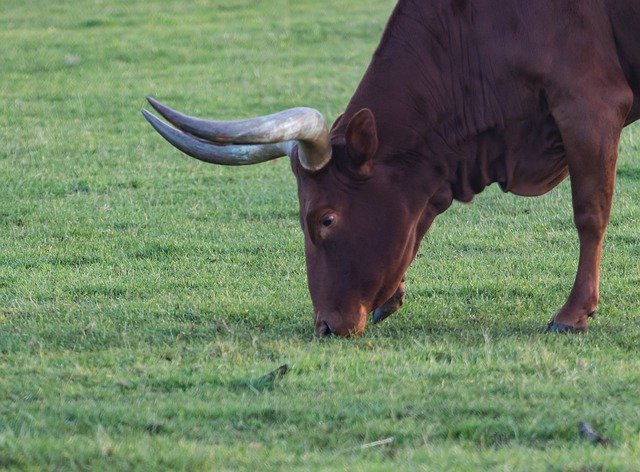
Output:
[142, 0, 640, 336]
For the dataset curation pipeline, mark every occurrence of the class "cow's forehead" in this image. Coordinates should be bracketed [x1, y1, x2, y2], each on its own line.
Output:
[296, 164, 344, 205]
[299, 162, 376, 207]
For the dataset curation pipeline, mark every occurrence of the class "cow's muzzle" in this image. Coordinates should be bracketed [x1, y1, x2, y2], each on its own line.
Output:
[314, 307, 368, 337]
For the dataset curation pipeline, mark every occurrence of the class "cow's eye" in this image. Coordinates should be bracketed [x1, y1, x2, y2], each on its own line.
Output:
[321, 215, 335, 228]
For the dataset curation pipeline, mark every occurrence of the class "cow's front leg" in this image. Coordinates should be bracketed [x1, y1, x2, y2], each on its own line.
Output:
[372, 277, 405, 323]
[548, 193, 610, 332]
[547, 95, 630, 333]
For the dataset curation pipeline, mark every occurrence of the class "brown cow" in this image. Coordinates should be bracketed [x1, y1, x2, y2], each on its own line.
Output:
[142, 0, 640, 336]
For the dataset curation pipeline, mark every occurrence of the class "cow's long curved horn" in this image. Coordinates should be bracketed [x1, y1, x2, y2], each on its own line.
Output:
[144, 97, 331, 171]
[141, 109, 293, 165]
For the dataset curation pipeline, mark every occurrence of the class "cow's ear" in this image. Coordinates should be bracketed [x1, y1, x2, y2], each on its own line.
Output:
[346, 108, 378, 173]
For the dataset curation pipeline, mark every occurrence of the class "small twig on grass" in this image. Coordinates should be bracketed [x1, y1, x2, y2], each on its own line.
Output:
[217, 319, 233, 334]
[579, 421, 610, 446]
[256, 364, 289, 383]
[338, 437, 395, 454]
[247, 364, 289, 392]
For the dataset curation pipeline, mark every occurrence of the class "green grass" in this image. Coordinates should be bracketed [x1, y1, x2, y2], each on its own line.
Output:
[1, 0, 639, 470]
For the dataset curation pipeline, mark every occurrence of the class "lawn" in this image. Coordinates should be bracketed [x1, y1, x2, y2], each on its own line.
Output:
[1, 0, 639, 470]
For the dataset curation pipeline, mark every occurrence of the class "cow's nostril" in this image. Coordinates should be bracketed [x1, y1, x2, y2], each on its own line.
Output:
[315, 321, 333, 337]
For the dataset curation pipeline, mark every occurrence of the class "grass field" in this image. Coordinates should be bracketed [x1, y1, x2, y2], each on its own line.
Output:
[1, 0, 640, 469]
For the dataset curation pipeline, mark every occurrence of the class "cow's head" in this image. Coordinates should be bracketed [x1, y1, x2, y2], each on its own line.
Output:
[142, 100, 427, 337]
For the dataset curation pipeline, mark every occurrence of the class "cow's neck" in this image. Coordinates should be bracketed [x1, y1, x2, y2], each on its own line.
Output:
[335, 0, 508, 207]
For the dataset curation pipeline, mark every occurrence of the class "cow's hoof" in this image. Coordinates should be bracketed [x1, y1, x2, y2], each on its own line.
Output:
[372, 305, 394, 324]
[546, 312, 594, 334]
[372, 283, 405, 324]
[545, 321, 587, 333]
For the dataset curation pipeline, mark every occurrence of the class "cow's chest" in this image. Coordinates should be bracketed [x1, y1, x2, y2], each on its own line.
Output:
[498, 113, 568, 197]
